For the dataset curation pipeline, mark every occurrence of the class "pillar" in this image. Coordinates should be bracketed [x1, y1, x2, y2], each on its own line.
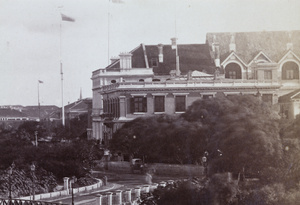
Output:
[63, 177, 69, 192]
[123, 189, 132, 203]
[142, 185, 150, 193]
[133, 187, 141, 200]
[96, 194, 103, 205]
[112, 190, 122, 204]
[119, 96, 126, 118]
[106, 192, 112, 205]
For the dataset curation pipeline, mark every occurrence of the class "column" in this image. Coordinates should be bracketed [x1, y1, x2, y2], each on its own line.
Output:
[119, 96, 126, 118]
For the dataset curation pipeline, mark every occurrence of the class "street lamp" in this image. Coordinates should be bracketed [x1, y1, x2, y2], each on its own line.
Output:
[8, 162, 15, 205]
[70, 176, 77, 205]
[30, 163, 36, 200]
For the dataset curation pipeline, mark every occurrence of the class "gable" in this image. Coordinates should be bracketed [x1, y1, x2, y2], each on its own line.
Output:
[278, 50, 300, 64]
[221, 52, 247, 69]
[207, 30, 300, 64]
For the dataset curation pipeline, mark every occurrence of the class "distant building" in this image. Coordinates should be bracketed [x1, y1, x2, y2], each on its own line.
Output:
[91, 30, 300, 144]
[50, 98, 93, 139]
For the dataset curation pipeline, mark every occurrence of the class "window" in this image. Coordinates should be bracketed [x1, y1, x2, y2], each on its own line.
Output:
[139, 79, 145, 82]
[111, 80, 116, 83]
[229, 71, 237, 79]
[154, 96, 165, 112]
[286, 70, 294, 79]
[175, 96, 186, 112]
[150, 58, 158, 67]
[131, 97, 147, 113]
[264, 70, 272, 80]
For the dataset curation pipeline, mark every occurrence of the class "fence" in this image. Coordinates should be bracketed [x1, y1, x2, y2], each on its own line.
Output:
[95, 180, 176, 205]
[19, 179, 103, 201]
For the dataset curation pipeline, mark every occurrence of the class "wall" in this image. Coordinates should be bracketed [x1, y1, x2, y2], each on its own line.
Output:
[18, 179, 103, 201]
[106, 161, 204, 177]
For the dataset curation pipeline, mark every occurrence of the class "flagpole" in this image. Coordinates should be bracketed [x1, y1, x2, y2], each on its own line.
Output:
[108, 0, 110, 65]
[60, 19, 65, 126]
[38, 81, 40, 121]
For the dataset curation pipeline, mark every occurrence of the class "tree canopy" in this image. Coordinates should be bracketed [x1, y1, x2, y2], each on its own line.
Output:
[111, 95, 284, 181]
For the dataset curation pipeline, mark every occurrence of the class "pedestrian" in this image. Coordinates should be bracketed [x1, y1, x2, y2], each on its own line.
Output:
[145, 172, 152, 184]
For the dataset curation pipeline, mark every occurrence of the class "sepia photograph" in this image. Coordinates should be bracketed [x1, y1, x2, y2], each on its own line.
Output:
[0, 0, 300, 204]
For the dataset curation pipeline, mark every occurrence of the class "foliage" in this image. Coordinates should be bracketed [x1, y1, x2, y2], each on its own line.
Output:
[140, 175, 240, 205]
[111, 95, 284, 182]
[0, 166, 56, 198]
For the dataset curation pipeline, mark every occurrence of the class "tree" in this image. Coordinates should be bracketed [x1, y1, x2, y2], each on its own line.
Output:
[182, 95, 283, 181]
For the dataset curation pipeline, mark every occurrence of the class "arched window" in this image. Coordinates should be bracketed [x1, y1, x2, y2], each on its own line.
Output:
[282, 61, 299, 80]
[225, 63, 242, 79]
[152, 79, 160, 82]
[139, 79, 144, 82]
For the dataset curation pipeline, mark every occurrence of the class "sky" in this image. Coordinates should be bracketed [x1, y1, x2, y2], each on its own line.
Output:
[0, 0, 300, 107]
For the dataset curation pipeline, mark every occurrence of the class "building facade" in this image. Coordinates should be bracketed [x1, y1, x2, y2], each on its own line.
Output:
[91, 31, 300, 144]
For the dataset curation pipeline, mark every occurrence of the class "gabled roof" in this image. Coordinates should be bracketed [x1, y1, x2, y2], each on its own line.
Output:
[206, 30, 300, 64]
[278, 89, 300, 103]
[278, 50, 300, 64]
[248, 51, 273, 65]
[106, 44, 215, 75]
[221, 52, 248, 68]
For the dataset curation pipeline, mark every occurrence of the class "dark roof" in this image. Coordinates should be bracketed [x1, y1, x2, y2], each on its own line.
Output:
[22, 105, 59, 118]
[106, 44, 215, 75]
[0, 109, 28, 117]
[278, 89, 300, 103]
[206, 30, 300, 64]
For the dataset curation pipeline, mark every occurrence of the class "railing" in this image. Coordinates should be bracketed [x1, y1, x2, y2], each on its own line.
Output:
[100, 79, 281, 92]
[0, 198, 67, 205]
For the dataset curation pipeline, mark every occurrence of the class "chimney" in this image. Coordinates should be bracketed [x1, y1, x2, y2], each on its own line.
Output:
[171, 37, 180, 76]
[110, 56, 119, 64]
[214, 42, 220, 67]
[229, 34, 236, 52]
[158, 44, 164, 63]
[119, 52, 132, 69]
[287, 32, 293, 50]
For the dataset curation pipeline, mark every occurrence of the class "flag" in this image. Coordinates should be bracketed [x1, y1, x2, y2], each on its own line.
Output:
[111, 0, 124, 3]
[61, 14, 75, 22]
[38, 80, 43, 83]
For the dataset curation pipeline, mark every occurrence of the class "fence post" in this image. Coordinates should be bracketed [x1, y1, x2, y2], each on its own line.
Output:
[106, 192, 112, 205]
[123, 189, 132, 203]
[133, 187, 141, 200]
[112, 190, 122, 205]
[95, 194, 103, 205]
[63, 177, 69, 193]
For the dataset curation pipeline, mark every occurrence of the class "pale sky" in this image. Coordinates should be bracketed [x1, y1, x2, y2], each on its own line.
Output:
[0, 0, 300, 107]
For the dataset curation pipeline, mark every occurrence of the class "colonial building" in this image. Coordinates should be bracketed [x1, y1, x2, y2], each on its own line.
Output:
[91, 30, 300, 144]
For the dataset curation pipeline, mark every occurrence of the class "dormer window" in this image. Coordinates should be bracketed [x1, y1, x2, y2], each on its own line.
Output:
[150, 58, 158, 67]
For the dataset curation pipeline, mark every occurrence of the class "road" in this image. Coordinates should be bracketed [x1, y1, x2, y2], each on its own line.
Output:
[48, 172, 181, 205]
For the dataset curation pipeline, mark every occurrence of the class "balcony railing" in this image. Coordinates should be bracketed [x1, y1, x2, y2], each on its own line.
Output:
[99, 79, 281, 92]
